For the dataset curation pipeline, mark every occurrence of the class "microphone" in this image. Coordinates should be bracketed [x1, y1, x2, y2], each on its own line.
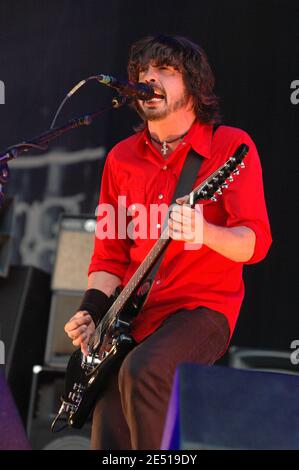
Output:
[95, 74, 163, 101]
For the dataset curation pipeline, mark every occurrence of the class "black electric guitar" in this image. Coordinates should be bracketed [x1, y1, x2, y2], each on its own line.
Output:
[51, 143, 249, 431]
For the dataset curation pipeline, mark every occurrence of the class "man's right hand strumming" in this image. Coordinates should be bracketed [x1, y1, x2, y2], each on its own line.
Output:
[64, 271, 122, 356]
[64, 311, 95, 356]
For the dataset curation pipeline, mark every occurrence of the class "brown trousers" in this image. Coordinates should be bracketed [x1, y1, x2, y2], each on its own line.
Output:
[90, 307, 230, 450]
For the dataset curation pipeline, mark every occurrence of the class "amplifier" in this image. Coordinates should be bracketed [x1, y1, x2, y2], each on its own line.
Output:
[51, 214, 96, 291]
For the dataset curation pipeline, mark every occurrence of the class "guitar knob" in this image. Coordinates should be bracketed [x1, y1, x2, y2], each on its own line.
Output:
[228, 176, 234, 182]
[216, 189, 222, 195]
[240, 162, 245, 168]
[210, 196, 218, 202]
[233, 169, 240, 175]
[221, 183, 229, 189]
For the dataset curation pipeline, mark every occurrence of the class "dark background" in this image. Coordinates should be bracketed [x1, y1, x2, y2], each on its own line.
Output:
[0, 0, 298, 351]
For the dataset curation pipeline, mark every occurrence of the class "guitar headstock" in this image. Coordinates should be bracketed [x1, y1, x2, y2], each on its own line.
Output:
[191, 143, 249, 204]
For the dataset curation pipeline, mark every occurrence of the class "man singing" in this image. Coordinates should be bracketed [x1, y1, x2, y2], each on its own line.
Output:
[64, 34, 272, 449]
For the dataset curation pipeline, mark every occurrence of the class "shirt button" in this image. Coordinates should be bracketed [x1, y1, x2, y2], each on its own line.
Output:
[162, 165, 168, 170]
[156, 223, 161, 229]
[145, 140, 148, 145]
[131, 204, 136, 210]
[158, 194, 164, 200]
[156, 280, 161, 285]
[182, 141, 186, 146]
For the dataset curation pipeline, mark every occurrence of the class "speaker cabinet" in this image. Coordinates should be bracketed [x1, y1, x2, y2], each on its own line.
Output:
[27, 366, 91, 450]
[161, 363, 299, 450]
[44, 291, 82, 368]
[0, 265, 51, 423]
[51, 214, 96, 291]
[44, 214, 96, 368]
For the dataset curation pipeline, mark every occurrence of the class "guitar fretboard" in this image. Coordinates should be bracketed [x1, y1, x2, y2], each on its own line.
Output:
[101, 227, 171, 328]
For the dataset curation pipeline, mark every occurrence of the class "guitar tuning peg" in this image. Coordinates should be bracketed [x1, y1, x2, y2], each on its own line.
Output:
[240, 162, 245, 169]
[228, 176, 234, 182]
[221, 183, 229, 189]
[216, 189, 222, 195]
[210, 196, 218, 202]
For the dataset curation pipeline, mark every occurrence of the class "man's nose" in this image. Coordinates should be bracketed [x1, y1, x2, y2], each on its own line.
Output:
[141, 67, 158, 83]
[144, 77, 156, 84]
[142, 74, 157, 85]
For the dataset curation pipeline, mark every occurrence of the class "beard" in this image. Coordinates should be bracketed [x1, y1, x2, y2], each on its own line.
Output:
[136, 91, 190, 122]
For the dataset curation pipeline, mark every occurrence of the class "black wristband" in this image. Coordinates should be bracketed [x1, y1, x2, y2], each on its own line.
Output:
[78, 288, 111, 326]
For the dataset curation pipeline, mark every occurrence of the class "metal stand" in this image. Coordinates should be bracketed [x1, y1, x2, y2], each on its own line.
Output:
[0, 95, 127, 205]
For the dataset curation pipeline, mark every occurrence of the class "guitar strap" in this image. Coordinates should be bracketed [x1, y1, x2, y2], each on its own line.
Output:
[146, 123, 221, 282]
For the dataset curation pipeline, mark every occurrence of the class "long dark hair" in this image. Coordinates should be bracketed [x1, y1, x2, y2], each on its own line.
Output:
[127, 34, 221, 125]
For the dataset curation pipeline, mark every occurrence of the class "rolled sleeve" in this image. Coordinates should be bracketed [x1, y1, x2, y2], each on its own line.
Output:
[223, 131, 272, 264]
[88, 258, 129, 279]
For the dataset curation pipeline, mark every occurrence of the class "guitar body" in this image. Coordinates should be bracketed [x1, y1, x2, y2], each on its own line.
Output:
[52, 285, 151, 430]
[62, 336, 135, 429]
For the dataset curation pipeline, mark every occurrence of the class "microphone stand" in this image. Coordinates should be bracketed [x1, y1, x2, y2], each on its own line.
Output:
[0, 95, 127, 204]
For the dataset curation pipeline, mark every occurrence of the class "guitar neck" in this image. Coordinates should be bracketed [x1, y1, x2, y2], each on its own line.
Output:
[102, 226, 171, 326]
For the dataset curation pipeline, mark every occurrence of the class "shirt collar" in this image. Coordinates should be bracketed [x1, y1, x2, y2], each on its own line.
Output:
[183, 120, 213, 159]
[138, 120, 213, 159]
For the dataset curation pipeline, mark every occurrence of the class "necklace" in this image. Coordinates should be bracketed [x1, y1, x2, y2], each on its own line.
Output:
[150, 130, 189, 156]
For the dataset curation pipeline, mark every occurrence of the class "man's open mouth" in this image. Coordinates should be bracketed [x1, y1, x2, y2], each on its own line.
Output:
[145, 90, 165, 103]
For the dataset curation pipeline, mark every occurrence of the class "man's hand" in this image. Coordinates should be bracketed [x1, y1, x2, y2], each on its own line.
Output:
[168, 196, 256, 262]
[64, 311, 95, 356]
[168, 197, 204, 244]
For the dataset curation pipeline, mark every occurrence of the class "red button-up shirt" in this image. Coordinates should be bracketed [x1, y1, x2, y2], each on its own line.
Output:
[89, 121, 272, 343]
